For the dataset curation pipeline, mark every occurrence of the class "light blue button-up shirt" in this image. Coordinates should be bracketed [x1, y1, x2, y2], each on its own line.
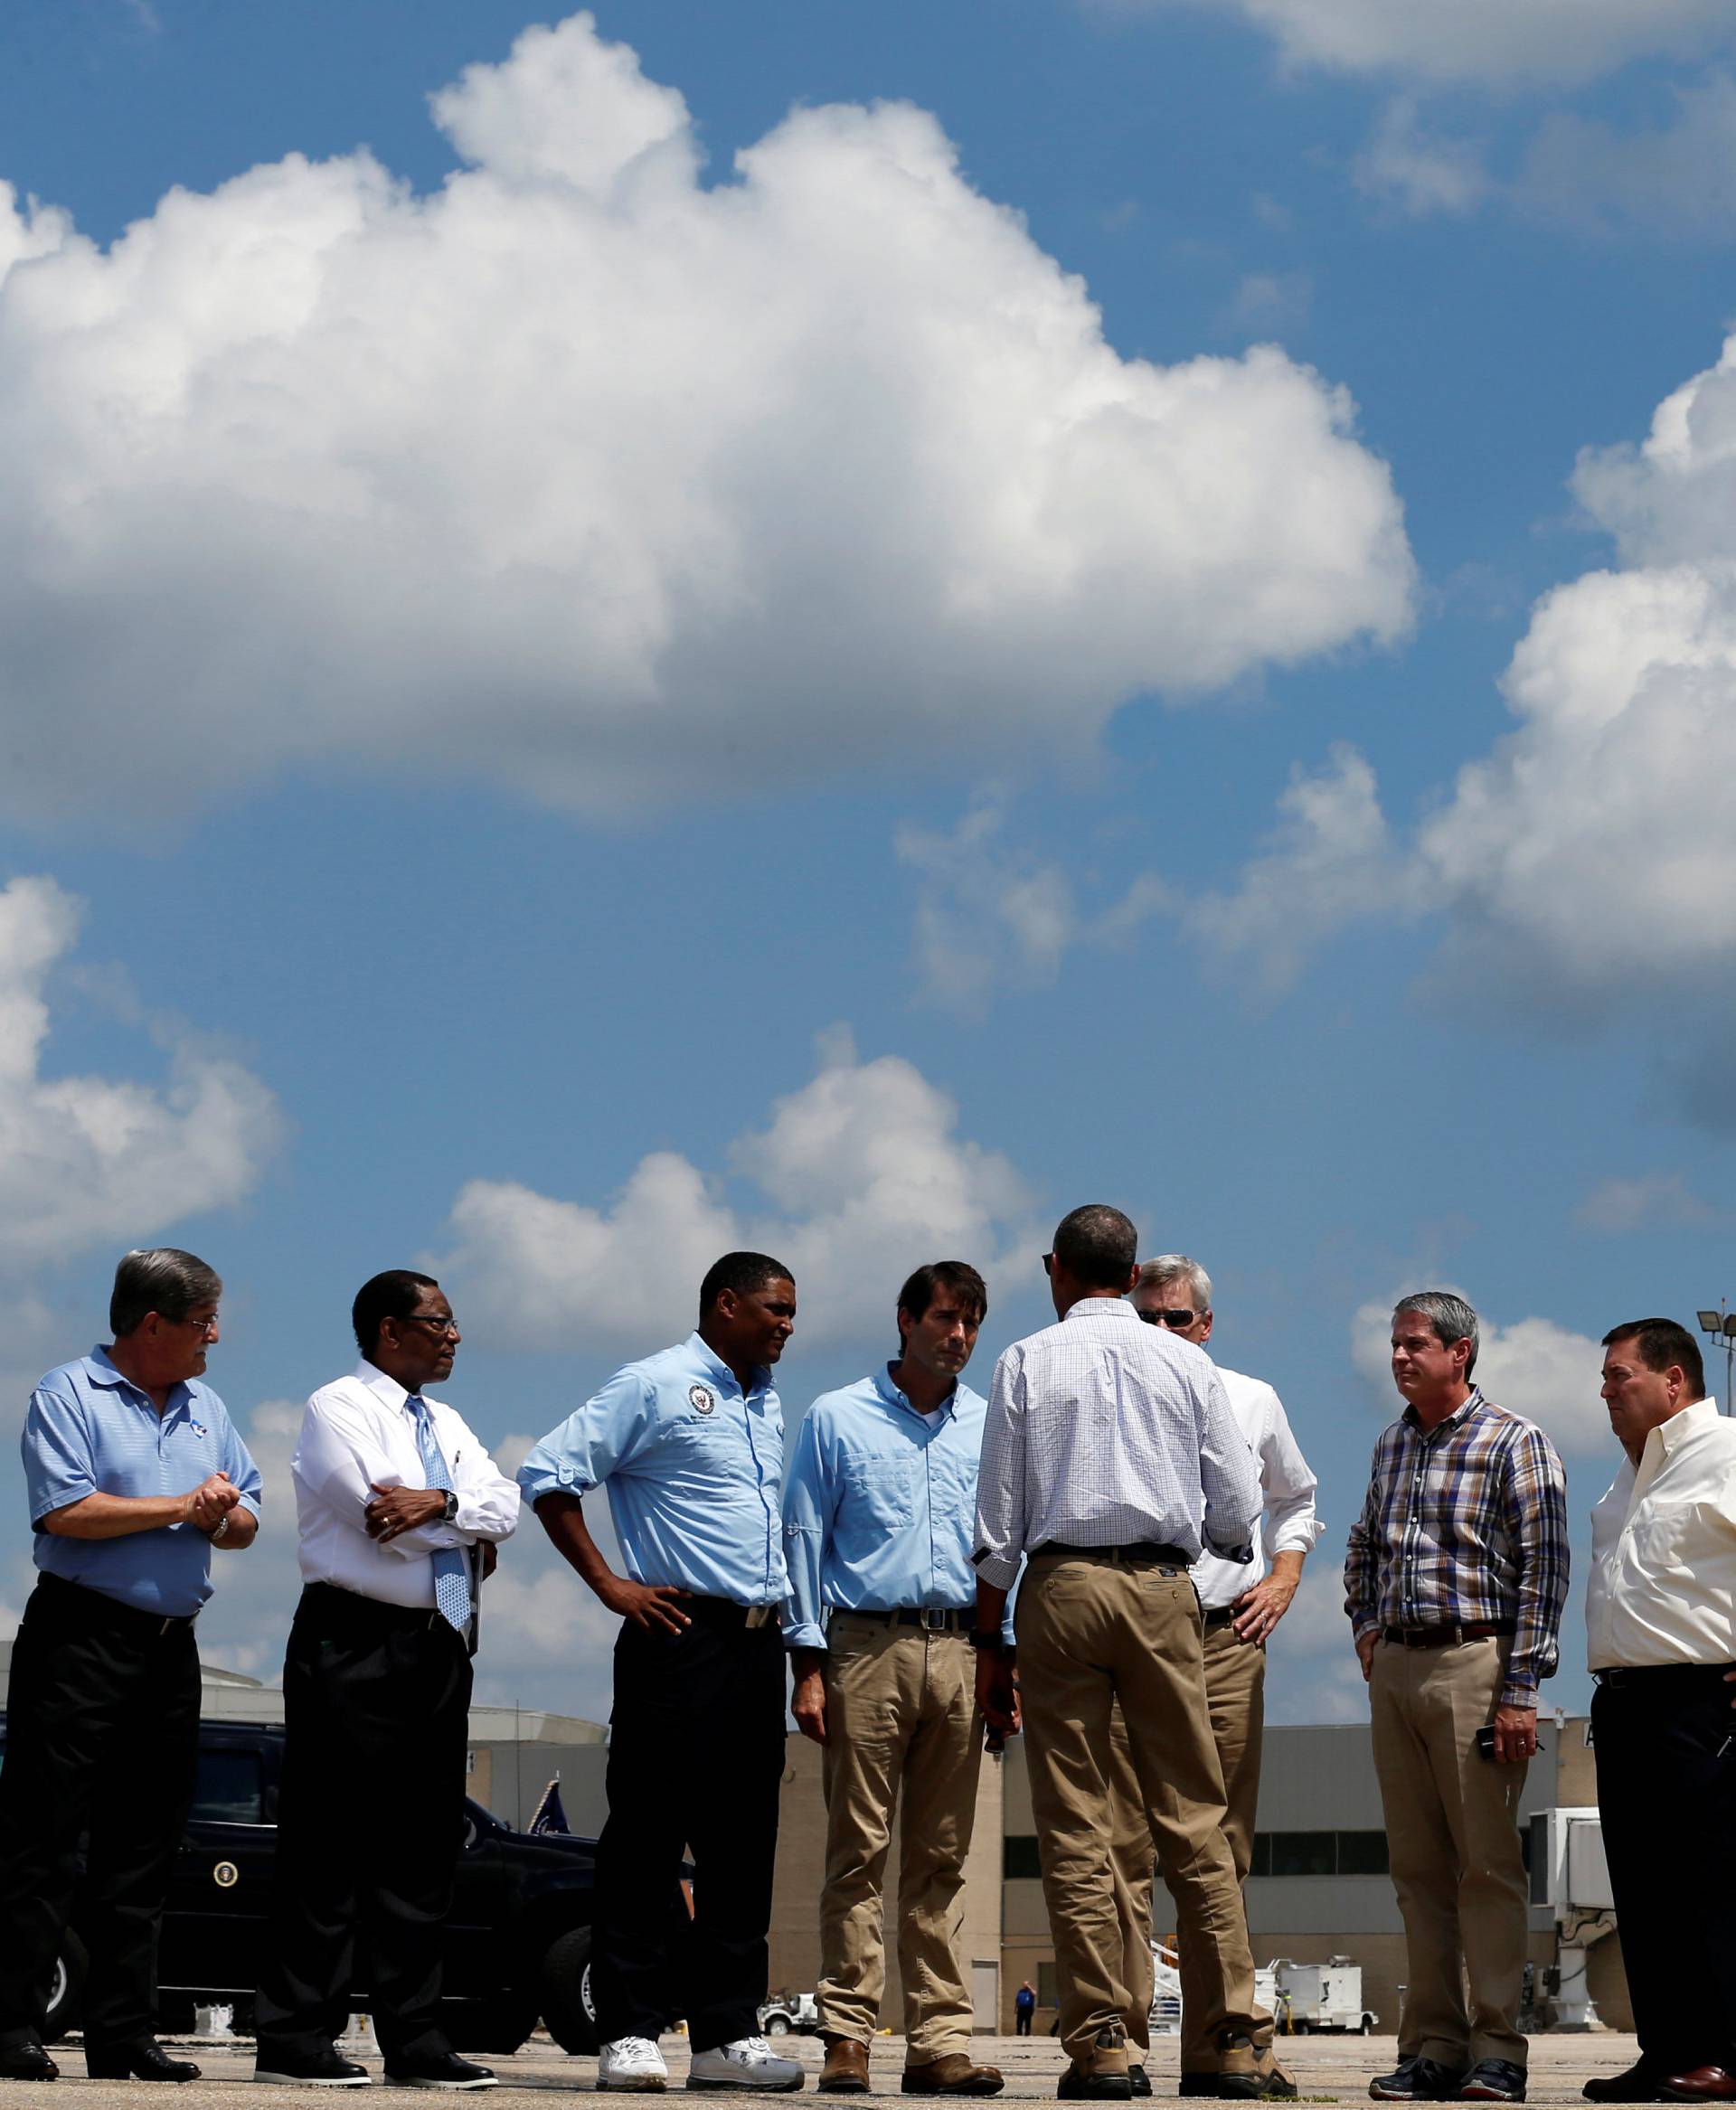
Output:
[517, 1333, 787, 1606]
[24, 1348, 263, 1617]
[780, 1363, 999, 1652]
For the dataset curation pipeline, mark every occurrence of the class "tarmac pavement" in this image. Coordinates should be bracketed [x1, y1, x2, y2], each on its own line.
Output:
[0, 2034, 1646, 2107]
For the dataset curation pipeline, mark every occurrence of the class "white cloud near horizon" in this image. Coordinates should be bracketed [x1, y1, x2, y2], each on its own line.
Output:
[1115, 0, 1733, 89]
[0, 12, 1412, 826]
[1351, 1295, 1610, 1455]
[0, 875, 281, 1268]
[432, 1029, 1043, 1352]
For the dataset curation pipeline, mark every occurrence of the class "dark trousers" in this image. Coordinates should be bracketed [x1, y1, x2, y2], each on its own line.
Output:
[1592, 1663, 1736, 2072]
[256, 1584, 473, 2063]
[593, 1608, 786, 2053]
[0, 1573, 200, 2049]
[1015, 2011, 1033, 2036]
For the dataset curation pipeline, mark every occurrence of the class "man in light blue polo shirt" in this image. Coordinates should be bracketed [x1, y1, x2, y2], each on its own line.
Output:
[519, 1252, 803, 2096]
[0, 1248, 261, 2085]
[782, 1261, 1005, 2101]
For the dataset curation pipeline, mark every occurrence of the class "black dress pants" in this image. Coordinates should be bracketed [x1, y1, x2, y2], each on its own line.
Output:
[1591, 1663, 1736, 2073]
[592, 1606, 786, 2053]
[256, 1584, 473, 2063]
[0, 1573, 200, 2049]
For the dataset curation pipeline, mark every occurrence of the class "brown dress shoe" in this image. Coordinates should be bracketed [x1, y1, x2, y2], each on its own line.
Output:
[820, 2039, 872, 2094]
[902, 2053, 1005, 2096]
[1660, 2072, 1736, 2103]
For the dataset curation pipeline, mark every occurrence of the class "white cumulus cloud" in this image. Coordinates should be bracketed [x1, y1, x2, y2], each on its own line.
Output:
[1574, 1172, 1715, 1234]
[1351, 1295, 1609, 1455]
[0, 875, 280, 1267]
[432, 1029, 1041, 1352]
[1354, 99, 1490, 217]
[1115, 0, 1734, 89]
[0, 12, 1411, 825]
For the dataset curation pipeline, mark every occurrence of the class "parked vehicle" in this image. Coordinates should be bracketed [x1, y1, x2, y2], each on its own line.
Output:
[0, 1717, 686, 2056]
[756, 1992, 820, 2038]
[1263, 1958, 1377, 2035]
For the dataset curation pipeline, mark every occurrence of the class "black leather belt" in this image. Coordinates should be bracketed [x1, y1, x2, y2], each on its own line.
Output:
[838, 1606, 971, 1633]
[678, 1596, 778, 1631]
[1202, 1605, 1239, 1632]
[1594, 1661, 1736, 1687]
[1030, 1541, 1192, 1567]
[1383, 1621, 1514, 1649]
[300, 1580, 459, 1635]
[35, 1570, 198, 1638]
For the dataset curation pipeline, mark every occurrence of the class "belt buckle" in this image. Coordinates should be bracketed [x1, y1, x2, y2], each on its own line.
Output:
[744, 1605, 773, 1630]
[920, 1607, 947, 1633]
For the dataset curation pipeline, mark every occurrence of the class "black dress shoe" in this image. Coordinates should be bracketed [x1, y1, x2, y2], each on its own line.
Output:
[87, 2041, 202, 2083]
[383, 2050, 497, 2091]
[0, 2040, 59, 2082]
[1180, 2080, 1221, 2101]
[254, 2043, 373, 2086]
[1128, 2068, 1152, 2100]
[1585, 2068, 1666, 2105]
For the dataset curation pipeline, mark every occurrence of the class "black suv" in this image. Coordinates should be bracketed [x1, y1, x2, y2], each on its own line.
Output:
[0, 1718, 626, 2055]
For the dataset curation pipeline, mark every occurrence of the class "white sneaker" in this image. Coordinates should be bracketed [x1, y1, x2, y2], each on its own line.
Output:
[686, 2039, 804, 2093]
[598, 2039, 669, 2093]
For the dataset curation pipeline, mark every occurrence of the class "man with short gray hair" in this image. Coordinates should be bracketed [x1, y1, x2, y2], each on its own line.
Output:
[1111, 1255, 1323, 2095]
[1345, 1292, 1569, 2108]
[0, 1249, 260, 2084]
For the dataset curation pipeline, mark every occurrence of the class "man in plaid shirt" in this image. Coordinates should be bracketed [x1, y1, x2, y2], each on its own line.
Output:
[1345, 1292, 1568, 2110]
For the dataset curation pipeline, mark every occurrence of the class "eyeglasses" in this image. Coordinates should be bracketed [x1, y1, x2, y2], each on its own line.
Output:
[174, 1314, 221, 1337]
[401, 1314, 460, 1338]
[1137, 1307, 1204, 1329]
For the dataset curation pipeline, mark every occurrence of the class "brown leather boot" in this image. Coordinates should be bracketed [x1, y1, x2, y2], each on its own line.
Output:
[1059, 2029, 1132, 2101]
[820, 2039, 872, 2094]
[1218, 2034, 1297, 2102]
[902, 2052, 1005, 2096]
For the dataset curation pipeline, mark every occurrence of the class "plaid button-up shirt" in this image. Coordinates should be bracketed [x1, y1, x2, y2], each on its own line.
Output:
[1344, 1389, 1569, 1709]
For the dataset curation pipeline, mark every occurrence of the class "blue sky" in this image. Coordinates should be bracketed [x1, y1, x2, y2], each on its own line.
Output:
[3, 0, 1735, 1730]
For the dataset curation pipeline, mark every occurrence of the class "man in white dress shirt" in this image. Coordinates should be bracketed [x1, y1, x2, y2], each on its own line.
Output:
[972, 1207, 1287, 2105]
[255, 1271, 520, 2091]
[1109, 1256, 1324, 2096]
[1583, 1318, 1736, 2106]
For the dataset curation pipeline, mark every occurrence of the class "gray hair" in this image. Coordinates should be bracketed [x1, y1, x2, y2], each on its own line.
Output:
[1392, 1290, 1479, 1378]
[110, 1248, 222, 1338]
[1137, 1254, 1212, 1311]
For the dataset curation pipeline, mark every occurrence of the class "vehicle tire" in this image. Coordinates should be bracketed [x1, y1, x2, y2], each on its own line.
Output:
[1360, 2018, 1374, 2036]
[539, 1926, 598, 2056]
[766, 2017, 791, 2038]
[43, 1933, 87, 2042]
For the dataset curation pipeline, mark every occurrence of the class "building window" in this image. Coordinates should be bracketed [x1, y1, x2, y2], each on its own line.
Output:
[1252, 1830, 1390, 1876]
[1004, 1834, 1043, 1880]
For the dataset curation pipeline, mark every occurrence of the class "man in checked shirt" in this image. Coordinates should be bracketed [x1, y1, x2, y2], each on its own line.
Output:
[1345, 1292, 1569, 2110]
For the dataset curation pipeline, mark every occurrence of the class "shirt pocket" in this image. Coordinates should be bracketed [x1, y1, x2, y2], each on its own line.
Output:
[843, 1455, 917, 1530]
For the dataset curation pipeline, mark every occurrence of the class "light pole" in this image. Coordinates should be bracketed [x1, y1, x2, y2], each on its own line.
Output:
[1694, 1307, 1736, 1416]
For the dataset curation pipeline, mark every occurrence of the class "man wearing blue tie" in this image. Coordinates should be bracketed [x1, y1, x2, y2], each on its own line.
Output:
[254, 1272, 520, 2090]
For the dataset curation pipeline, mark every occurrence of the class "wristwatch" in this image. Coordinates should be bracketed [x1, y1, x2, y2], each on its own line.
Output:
[441, 1491, 459, 1523]
[210, 1512, 231, 1545]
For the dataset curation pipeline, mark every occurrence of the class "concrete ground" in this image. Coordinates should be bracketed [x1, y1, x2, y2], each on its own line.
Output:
[0, 2034, 1643, 2106]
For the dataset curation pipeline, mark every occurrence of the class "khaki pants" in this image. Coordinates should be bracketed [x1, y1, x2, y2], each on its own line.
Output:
[816, 1615, 983, 2059]
[1017, 1553, 1262, 2067]
[1109, 1620, 1267, 2065]
[1369, 1636, 1529, 2070]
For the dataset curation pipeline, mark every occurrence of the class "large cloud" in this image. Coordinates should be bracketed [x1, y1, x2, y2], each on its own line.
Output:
[0, 875, 280, 1267]
[431, 1029, 1040, 1352]
[0, 14, 1411, 823]
[1117, 0, 1734, 88]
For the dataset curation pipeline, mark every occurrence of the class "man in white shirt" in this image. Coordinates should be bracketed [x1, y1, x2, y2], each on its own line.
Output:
[255, 1271, 520, 2091]
[972, 1207, 1288, 2105]
[1583, 1318, 1736, 2107]
[1112, 1255, 1324, 2096]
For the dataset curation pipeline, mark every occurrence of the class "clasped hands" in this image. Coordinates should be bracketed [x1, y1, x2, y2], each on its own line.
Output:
[184, 1473, 241, 1534]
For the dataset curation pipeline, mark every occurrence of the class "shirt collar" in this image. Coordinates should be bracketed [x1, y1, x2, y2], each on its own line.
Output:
[1651, 1394, 1718, 1460]
[686, 1332, 769, 1399]
[84, 1345, 193, 1423]
[1062, 1297, 1138, 1323]
[873, 1361, 957, 1421]
[356, 1359, 426, 1413]
[1402, 1386, 1483, 1440]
